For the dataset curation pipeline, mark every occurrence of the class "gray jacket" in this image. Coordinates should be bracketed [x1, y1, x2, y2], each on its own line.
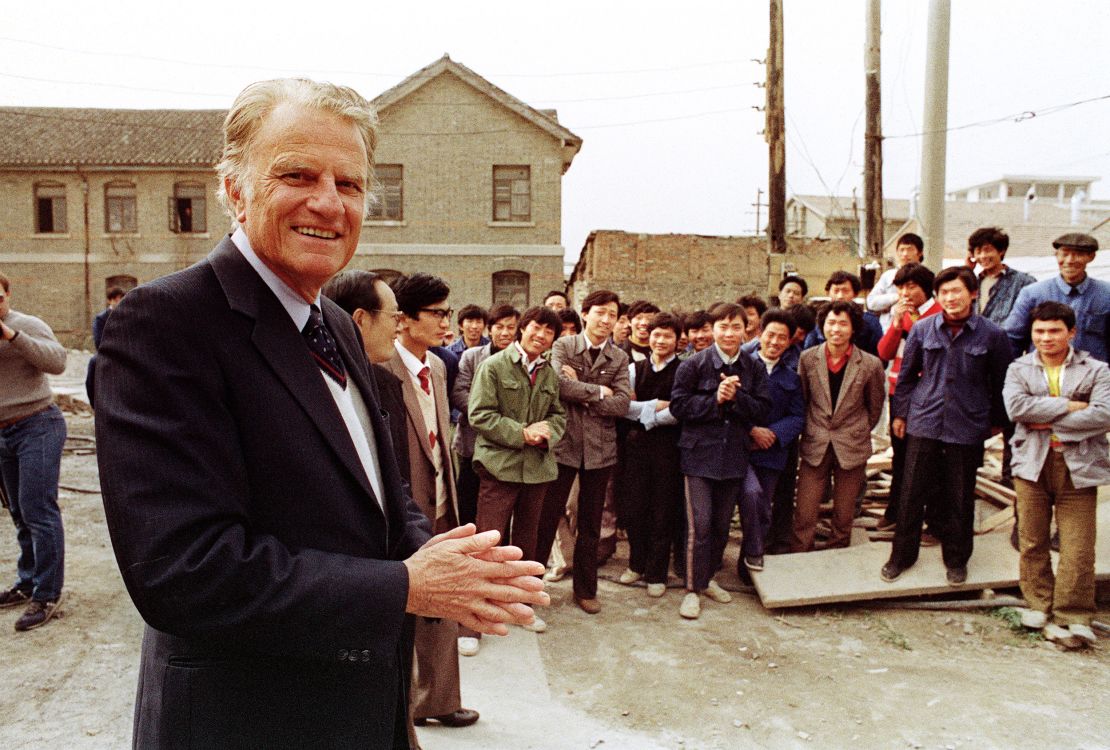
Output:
[550, 334, 632, 470]
[1003, 348, 1110, 489]
[451, 343, 495, 458]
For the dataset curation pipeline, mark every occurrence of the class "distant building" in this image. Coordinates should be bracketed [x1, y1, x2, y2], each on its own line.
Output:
[788, 175, 1110, 271]
[0, 55, 581, 346]
[567, 230, 852, 310]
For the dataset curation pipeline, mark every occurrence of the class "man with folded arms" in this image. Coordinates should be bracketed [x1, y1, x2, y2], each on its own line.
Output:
[1004, 301, 1110, 646]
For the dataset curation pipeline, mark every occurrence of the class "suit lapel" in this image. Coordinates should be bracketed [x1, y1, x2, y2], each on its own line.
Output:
[831, 348, 861, 419]
[208, 238, 383, 518]
[389, 351, 436, 467]
[814, 344, 833, 415]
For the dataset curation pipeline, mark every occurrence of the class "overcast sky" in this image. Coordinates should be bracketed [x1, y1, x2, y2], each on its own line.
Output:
[4, 1, 1108, 262]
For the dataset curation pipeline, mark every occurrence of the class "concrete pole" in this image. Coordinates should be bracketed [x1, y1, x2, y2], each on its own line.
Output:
[863, 0, 884, 260]
[919, 0, 951, 270]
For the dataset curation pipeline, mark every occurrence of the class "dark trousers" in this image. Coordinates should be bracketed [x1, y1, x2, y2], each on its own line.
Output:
[683, 475, 741, 592]
[765, 441, 799, 553]
[623, 430, 683, 584]
[883, 399, 906, 525]
[538, 463, 613, 599]
[890, 436, 983, 570]
[455, 455, 481, 527]
[474, 467, 548, 564]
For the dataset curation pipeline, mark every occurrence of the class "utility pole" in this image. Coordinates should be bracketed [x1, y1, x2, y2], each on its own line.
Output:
[767, 0, 786, 255]
[863, 0, 884, 261]
[919, 0, 951, 270]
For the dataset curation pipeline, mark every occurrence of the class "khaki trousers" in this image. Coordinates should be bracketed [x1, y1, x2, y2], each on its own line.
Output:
[1015, 450, 1097, 626]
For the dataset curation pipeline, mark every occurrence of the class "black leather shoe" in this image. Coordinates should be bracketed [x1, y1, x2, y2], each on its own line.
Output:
[0, 586, 31, 609]
[414, 708, 480, 728]
[14, 595, 64, 631]
[946, 566, 967, 586]
[880, 561, 905, 583]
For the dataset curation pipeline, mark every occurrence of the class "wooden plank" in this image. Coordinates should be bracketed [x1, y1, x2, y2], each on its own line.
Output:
[751, 499, 1110, 608]
[977, 507, 1015, 535]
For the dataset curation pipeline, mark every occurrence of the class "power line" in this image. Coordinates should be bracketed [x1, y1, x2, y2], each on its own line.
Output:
[886, 93, 1110, 139]
[0, 35, 743, 79]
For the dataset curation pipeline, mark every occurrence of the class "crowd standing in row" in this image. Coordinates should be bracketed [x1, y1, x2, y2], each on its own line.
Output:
[0, 76, 1106, 748]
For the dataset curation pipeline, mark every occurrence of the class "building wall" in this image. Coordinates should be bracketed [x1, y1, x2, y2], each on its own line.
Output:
[0, 168, 221, 346]
[568, 231, 853, 311]
[363, 72, 564, 247]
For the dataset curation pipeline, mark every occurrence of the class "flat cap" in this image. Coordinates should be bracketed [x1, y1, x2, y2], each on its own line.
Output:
[1052, 232, 1099, 252]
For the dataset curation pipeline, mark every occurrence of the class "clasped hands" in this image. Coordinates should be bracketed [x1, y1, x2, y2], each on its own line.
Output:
[403, 525, 548, 636]
[522, 421, 551, 446]
[717, 373, 741, 404]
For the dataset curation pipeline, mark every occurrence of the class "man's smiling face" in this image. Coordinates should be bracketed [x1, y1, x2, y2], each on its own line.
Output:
[227, 102, 367, 302]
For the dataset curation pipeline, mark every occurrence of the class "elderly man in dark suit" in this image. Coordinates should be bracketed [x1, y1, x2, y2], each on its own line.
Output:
[94, 78, 546, 750]
[536, 289, 631, 614]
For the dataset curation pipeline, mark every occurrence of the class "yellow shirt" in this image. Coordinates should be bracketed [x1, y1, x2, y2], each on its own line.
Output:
[1045, 364, 1062, 447]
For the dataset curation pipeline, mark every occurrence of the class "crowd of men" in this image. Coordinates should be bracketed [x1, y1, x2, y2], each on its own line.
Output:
[0, 73, 1106, 748]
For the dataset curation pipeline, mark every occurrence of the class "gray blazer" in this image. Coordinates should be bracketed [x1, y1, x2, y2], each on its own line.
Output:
[1004, 348, 1110, 489]
[550, 334, 632, 470]
[797, 344, 886, 470]
[450, 343, 494, 458]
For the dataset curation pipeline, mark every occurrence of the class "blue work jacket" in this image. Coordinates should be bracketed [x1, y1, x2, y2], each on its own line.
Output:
[892, 312, 1013, 445]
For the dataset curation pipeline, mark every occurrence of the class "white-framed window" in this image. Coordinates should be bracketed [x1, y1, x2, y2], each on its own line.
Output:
[493, 165, 530, 222]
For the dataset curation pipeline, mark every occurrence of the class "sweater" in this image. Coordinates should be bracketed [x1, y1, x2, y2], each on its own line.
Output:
[0, 309, 67, 422]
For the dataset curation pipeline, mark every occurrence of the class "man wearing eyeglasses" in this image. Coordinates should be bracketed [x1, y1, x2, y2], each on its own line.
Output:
[380, 272, 478, 730]
[0, 271, 68, 632]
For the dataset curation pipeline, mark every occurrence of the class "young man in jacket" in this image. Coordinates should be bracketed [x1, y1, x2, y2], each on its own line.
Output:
[671, 302, 771, 619]
[884, 267, 1013, 585]
[469, 306, 566, 634]
[1003, 301, 1110, 645]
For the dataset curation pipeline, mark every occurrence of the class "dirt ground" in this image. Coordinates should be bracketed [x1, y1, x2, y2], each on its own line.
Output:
[2, 407, 1109, 749]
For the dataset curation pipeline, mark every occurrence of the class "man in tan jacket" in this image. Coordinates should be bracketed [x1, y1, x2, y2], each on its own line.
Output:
[793, 300, 885, 551]
[536, 290, 632, 614]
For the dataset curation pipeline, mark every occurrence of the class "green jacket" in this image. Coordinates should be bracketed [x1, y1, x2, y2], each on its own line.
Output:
[469, 346, 566, 484]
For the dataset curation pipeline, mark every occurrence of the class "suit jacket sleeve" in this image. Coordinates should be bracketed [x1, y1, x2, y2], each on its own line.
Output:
[95, 281, 415, 667]
[451, 348, 477, 413]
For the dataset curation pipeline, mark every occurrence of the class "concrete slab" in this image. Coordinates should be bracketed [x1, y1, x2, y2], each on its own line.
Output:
[752, 499, 1110, 609]
[416, 627, 673, 750]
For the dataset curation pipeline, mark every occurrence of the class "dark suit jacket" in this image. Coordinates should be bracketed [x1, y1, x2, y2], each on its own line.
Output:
[95, 236, 431, 749]
[670, 346, 772, 480]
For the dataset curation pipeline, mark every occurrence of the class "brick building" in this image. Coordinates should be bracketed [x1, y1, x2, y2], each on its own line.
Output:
[358, 56, 582, 310]
[567, 230, 852, 311]
[0, 56, 582, 346]
[0, 108, 226, 346]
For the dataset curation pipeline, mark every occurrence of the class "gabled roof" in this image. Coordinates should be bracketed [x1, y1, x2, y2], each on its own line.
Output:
[0, 108, 225, 168]
[372, 55, 583, 168]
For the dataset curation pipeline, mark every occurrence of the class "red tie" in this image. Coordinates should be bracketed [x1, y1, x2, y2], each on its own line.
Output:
[418, 366, 431, 395]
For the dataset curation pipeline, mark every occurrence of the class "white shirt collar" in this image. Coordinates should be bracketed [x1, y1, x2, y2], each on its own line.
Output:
[650, 353, 676, 371]
[231, 228, 319, 331]
[514, 341, 543, 369]
[582, 332, 608, 350]
[394, 339, 428, 378]
[715, 343, 740, 365]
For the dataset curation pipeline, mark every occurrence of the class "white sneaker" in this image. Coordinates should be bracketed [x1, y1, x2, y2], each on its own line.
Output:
[679, 592, 701, 619]
[646, 582, 666, 598]
[704, 579, 732, 604]
[1019, 609, 1047, 630]
[1068, 623, 1097, 645]
[521, 615, 547, 633]
[458, 637, 480, 657]
[618, 568, 642, 585]
[543, 566, 569, 583]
